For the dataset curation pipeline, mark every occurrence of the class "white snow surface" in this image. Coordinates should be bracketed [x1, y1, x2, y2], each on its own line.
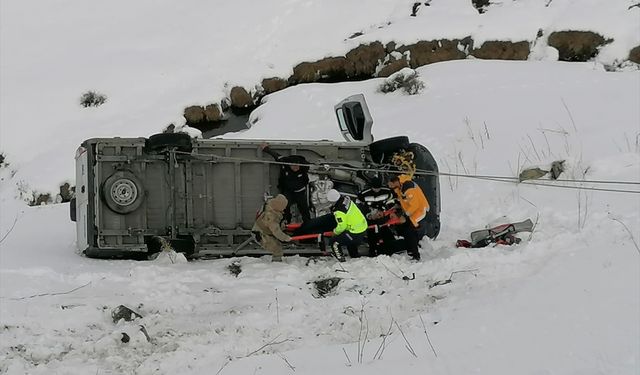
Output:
[1, 1, 640, 374]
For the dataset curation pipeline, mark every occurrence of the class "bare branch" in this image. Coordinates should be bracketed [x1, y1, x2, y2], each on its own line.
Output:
[539, 127, 553, 158]
[458, 152, 469, 174]
[277, 353, 296, 372]
[527, 213, 540, 242]
[275, 288, 280, 325]
[430, 269, 479, 289]
[483, 121, 491, 140]
[373, 318, 394, 360]
[342, 347, 352, 366]
[419, 315, 438, 358]
[215, 357, 232, 375]
[7, 281, 92, 300]
[357, 300, 370, 363]
[527, 134, 541, 161]
[611, 217, 640, 254]
[464, 117, 478, 149]
[561, 97, 578, 132]
[244, 335, 292, 357]
[443, 158, 455, 192]
[0, 213, 20, 244]
[394, 320, 417, 357]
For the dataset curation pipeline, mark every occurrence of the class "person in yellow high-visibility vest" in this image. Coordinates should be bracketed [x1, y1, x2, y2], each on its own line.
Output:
[388, 174, 429, 261]
[325, 189, 368, 262]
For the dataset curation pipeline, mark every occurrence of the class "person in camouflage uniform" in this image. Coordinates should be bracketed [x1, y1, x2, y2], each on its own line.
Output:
[252, 194, 292, 262]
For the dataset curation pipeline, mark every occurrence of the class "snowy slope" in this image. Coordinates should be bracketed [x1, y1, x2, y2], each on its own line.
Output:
[1, 1, 639, 374]
[2, 61, 639, 374]
[1, 0, 638, 192]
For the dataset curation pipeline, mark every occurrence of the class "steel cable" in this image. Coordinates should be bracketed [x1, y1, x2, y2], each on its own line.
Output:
[174, 150, 640, 194]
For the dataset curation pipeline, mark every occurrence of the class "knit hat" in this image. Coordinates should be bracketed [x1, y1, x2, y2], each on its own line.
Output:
[269, 194, 288, 211]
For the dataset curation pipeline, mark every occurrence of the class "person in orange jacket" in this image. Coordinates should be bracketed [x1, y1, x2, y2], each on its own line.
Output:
[387, 174, 429, 260]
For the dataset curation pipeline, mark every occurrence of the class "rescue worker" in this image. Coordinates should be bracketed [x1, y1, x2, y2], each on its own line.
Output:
[387, 174, 429, 261]
[252, 194, 292, 262]
[326, 189, 368, 262]
[259, 143, 311, 223]
[357, 176, 397, 256]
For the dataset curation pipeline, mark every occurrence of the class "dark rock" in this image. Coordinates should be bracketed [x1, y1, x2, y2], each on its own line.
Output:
[472, 0, 490, 14]
[385, 41, 397, 54]
[348, 31, 364, 39]
[471, 41, 530, 60]
[291, 57, 348, 83]
[313, 277, 341, 298]
[548, 31, 612, 62]
[344, 42, 386, 78]
[519, 167, 548, 182]
[228, 261, 241, 277]
[32, 193, 51, 206]
[184, 106, 206, 125]
[184, 103, 224, 126]
[204, 103, 223, 122]
[111, 305, 143, 323]
[411, 2, 421, 16]
[59, 183, 74, 203]
[629, 45, 640, 63]
[229, 86, 253, 108]
[460, 36, 475, 53]
[121, 333, 130, 343]
[261, 77, 288, 95]
[378, 58, 410, 77]
[397, 39, 468, 68]
[550, 160, 565, 180]
[163, 124, 176, 133]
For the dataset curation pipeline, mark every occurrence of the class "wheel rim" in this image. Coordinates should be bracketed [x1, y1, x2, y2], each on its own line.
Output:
[110, 178, 138, 206]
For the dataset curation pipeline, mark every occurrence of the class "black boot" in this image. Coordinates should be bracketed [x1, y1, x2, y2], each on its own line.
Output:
[330, 243, 346, 262]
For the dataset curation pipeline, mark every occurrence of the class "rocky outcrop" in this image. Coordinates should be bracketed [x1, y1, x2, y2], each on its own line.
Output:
[629, 45, 640, 64]
[344, 42, 386, 78]
[204, 104, 223, 121]
[548, 31, 612, 62]
[397, 39, 470, 68]
[292, 42, 386, 83]
[182, 30, 633, 133]
[291, 57, 349, 83]
[184, 104, 224, 126]
[184, 106, 206, 125]
[471, 41, 530, 60]
[378, 58, 410, 77]
[261, 77, 288, 94]
[229, 86, 253, 108]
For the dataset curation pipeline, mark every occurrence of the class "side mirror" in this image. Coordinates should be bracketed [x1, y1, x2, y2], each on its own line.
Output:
[334, 94, 373, 143]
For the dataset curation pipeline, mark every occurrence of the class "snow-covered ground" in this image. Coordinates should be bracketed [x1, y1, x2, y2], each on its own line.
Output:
[1, 1, 639, 374]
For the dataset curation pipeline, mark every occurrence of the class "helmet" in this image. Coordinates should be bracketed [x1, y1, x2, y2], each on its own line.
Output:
[326, 189, 341, 203]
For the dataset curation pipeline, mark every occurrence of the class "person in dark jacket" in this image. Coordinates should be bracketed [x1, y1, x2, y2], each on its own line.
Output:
[260, 143, 311, 223]
[357, 176, 397, 256]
